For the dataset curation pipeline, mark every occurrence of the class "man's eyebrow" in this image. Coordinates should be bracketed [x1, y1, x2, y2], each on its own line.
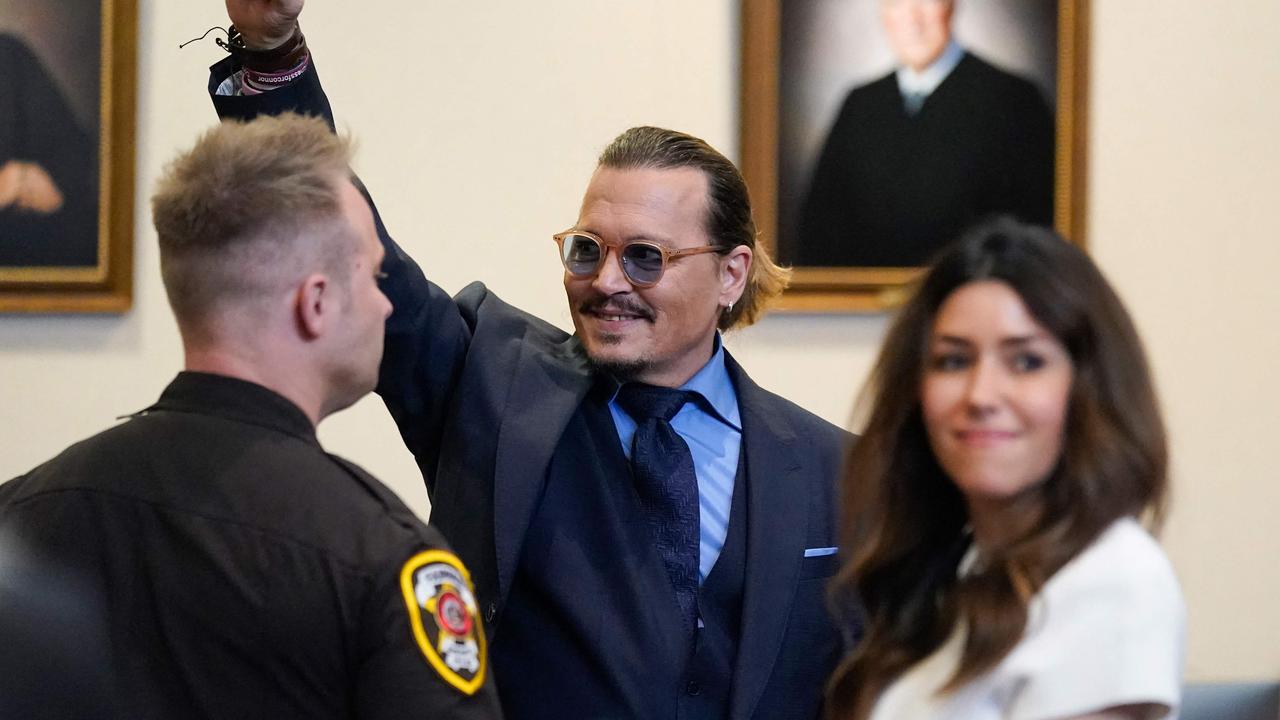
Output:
[576, 229, 674, 246]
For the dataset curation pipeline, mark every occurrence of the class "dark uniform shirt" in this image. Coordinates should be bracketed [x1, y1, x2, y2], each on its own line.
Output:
[0, 372, 502, 720]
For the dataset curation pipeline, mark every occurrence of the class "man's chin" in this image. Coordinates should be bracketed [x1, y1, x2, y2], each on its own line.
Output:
[584, 348, 649, 383]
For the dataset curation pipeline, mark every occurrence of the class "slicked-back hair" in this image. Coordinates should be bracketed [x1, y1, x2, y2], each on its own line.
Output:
[597, 126, 790, 330]
[826, 217, 1168, 720]
[151, 113, 354, 330]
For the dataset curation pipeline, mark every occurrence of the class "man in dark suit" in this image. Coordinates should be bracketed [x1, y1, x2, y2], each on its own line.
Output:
[208, 3, 852, 718]
[796, 0, 1054, 267]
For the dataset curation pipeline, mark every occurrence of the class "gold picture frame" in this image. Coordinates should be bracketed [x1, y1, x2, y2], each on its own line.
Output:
[0, 0, 136, 312]
[741, 0, 1088, 311]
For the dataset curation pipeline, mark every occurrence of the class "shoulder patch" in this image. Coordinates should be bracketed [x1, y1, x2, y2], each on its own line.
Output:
[399, 549, 487, 695]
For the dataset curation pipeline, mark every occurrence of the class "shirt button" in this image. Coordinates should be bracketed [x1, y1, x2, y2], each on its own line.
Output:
[485, 602, 496, 622]
[685, 680, 701, 696]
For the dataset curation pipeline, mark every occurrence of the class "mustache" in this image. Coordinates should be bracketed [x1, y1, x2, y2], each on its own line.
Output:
[578, 295, 656, 322]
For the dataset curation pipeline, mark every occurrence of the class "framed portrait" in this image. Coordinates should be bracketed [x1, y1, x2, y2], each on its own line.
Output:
[741, 0, 1088, 311]
[0, 0, 136, 312]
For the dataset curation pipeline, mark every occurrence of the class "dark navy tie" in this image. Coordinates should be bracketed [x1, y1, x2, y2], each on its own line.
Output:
[616, 383, 701, 640]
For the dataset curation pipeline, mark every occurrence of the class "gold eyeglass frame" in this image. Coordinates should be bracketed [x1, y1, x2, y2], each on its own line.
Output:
[552, 230, 722, 288]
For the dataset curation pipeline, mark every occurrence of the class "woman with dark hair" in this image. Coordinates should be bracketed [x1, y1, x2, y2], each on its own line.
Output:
[827, 217, 1184, 719]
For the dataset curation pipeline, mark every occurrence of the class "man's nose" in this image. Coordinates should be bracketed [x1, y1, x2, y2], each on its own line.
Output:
[591, 247, 634, 294]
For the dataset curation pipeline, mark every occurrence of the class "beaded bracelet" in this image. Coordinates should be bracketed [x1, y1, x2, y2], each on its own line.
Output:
[220, 23, 308, 74]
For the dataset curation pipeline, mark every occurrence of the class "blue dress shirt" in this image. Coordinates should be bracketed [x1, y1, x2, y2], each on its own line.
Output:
[608, 336, 742, 583]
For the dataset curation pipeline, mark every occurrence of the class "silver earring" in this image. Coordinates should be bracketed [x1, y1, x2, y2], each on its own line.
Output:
[726, 301, 734, 314]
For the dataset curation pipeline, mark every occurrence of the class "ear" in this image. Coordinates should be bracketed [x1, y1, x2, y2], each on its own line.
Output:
[718, 245, 752, 307]
[294, 273, 331, 340]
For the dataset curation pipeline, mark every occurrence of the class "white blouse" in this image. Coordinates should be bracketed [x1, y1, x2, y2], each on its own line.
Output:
[868, 518, 1185, 720]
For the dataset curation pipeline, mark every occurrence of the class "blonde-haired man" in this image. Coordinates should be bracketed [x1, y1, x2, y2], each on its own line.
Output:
[0, 114, 502, 719]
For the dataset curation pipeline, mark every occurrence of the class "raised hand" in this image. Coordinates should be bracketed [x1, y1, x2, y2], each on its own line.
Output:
[224, 0, 304, 50]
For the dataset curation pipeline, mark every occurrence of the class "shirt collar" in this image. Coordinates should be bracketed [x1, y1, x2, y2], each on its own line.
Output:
[142, 371, 319, 444]
[895, 40, 965, 97]
[679, 333, 741, 431]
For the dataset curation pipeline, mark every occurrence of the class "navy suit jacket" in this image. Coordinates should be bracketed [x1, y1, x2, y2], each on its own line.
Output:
[210, 57, 853, 719]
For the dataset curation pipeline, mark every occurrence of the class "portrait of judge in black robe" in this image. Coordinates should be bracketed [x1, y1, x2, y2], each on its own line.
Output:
[0, 31, 98, 268]
[788, 0, 1055, 268]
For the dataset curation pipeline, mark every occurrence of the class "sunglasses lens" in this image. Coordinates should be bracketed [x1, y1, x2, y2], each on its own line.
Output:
[621, 243, 664, 285]
[561, 234, 602, 276]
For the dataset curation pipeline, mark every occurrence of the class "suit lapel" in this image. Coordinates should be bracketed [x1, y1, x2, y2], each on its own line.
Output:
[492, 331, 593, 603]
[726, 357, 808, 719]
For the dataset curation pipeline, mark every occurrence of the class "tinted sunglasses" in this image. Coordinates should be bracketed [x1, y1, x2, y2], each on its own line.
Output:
[552, 230, 721, 288]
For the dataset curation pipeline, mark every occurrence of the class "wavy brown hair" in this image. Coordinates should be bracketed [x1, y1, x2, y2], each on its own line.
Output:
[826, 218, 1169, 720]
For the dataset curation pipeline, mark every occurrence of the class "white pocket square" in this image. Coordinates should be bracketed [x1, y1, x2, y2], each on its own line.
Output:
[803, 547, 838, 557]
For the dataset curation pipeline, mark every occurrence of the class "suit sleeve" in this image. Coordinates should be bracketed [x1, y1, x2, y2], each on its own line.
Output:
[206, 57, 473, 494]
[207, 55, 335, 129]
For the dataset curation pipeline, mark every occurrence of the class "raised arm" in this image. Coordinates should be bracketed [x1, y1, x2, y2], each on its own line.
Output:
[208, 1, 333, 127]
[204, 0, 473, 493]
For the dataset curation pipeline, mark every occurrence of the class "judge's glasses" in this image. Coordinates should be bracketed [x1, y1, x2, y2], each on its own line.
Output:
[552, 230, 722, 288]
